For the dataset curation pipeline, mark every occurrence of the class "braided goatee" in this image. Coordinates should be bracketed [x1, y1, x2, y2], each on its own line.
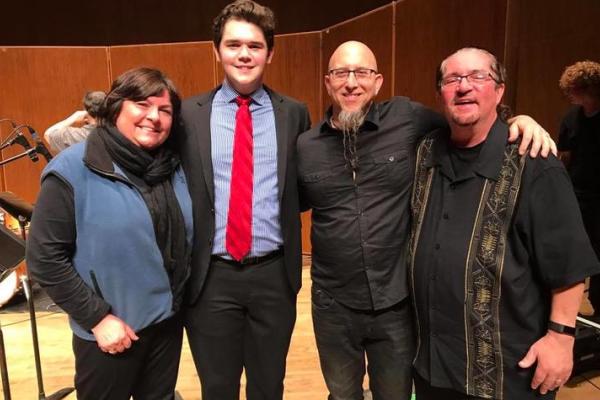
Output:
[337, 109, 366, 170]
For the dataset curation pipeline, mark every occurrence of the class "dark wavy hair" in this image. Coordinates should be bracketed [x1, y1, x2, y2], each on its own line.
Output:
[98, 67, 181, 129]
[213, 0, 276, 53]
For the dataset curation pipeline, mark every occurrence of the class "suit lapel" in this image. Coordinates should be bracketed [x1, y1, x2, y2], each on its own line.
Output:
[267, 87, 288, 202]
[191, 90, 217, 205]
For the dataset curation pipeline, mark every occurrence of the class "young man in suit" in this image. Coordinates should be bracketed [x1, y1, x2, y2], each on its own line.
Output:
[177, 1, 311, 399]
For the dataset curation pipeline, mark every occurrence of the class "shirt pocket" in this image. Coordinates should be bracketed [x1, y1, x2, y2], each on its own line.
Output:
[367, 150, 411, 191]
[299, 170, 336, 208]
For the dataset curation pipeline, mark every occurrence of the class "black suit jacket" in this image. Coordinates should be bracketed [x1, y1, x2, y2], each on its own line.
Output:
[177, 86, 311, 304]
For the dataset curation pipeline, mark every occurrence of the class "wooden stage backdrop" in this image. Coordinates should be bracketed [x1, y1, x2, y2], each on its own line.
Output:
[1, 0, 599, 252]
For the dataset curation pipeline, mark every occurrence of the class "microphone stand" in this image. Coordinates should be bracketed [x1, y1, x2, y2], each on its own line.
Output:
[0, 148, 38, 166]
[17, 217, 73, 400]
[0, 319, 10, 400]
[0, 165, 74, 400]
[0, 125, 22, 150]
[0, 119, 21, 399]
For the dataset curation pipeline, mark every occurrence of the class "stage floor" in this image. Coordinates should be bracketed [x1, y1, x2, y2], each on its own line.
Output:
[0, 265, 598, 399]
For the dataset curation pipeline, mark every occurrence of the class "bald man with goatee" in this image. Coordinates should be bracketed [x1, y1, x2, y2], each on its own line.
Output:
[297, 41, 553, 400]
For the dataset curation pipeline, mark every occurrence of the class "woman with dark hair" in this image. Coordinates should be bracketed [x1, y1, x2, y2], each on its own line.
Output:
[27, 67, 193, 399]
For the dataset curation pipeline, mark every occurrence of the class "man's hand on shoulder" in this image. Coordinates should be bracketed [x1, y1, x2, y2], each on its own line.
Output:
[507, 115, 557, 158]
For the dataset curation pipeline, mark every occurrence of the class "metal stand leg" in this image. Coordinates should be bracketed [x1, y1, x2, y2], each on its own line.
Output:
[0, 321, 11, 400]
[18, 217, 74, 400]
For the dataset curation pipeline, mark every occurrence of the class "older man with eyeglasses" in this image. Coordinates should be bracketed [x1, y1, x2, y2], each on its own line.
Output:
[408, 47, 600, 400]
[297, 41, 555, 400]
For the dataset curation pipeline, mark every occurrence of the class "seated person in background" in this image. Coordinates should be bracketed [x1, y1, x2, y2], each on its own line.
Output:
[558, 60, 600, 319]
[44, 90, 106, 152]
[28, 68, 192, 400]
[409, 47, 600, 400]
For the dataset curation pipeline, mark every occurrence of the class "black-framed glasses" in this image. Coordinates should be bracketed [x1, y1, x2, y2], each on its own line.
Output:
[328, 68, 378, 81]
[440, 71, 499, 87]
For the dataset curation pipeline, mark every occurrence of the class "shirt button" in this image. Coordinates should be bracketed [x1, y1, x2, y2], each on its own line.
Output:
[365, 265, 370, 270]
[435, 243, 440, 250]
[450, 184, 456, 190]
[210, 208, 215, 214]
[388, 156, 395, 162]
[431, 274, 437, 281]
[432, 332, 438, 338]
[443, 213, 449, 219]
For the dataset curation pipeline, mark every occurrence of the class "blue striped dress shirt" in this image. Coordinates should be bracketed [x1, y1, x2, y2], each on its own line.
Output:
[210, 81, 282, 258]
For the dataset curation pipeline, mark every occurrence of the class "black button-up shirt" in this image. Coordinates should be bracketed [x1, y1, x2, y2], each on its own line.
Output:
[297, 97, 444, 310]
[412, 119, 600, 399]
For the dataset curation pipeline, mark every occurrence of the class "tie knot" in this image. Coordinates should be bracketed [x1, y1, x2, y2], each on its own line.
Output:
[236, 96, 252, 107]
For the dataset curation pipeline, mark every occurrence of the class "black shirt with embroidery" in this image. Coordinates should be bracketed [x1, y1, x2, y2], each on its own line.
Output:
[297, 96, 445, 310]
[412, 119, 600, 399]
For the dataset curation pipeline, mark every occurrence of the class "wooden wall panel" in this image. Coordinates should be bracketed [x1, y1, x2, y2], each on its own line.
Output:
[109, 42, 216, 99]
[263, 32, 322, 253]
[0, 47, 110, 203]
[265, 32, 323, 124]
[321, 5, 395, 110]
[1, 0, 391, 46]
[264, 32, 322, 254]
[394, 0, 507, 110]
[510, 0, 600, 138]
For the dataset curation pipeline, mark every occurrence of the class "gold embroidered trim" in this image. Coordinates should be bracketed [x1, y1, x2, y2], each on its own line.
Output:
[410, 137, 526, 399]
[408, 136, 435, 362]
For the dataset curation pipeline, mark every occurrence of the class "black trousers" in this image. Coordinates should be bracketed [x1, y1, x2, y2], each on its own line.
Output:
[414, 371, 557, 400]
[72, 314, 183, 400]
[185, 255, 297, 400]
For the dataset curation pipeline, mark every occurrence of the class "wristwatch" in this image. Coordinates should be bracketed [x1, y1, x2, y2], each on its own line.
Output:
[548, 320, 577, 337]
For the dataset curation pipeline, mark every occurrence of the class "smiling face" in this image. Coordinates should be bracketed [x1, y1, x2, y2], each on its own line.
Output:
[215, 18, 273, 95]
[439, 49, 505, 130]
[115, 89, 173, 151]
[325, 41, 383, 122]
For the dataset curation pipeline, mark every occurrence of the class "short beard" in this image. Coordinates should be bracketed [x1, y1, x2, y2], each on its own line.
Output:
[337, 109, 367, 171]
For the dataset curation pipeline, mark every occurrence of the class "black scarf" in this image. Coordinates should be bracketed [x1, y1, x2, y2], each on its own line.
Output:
[97, 124, 189, 312]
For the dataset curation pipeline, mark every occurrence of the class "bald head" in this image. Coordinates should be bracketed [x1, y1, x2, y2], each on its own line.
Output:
[325, 41, 383, 121]
[328, 41, 378, 72]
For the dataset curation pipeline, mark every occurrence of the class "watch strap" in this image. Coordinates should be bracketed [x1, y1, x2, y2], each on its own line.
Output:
[548, 320, 577, 337]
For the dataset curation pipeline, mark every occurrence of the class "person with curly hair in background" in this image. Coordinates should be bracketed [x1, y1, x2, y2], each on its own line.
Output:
[558, 60, 600, 320]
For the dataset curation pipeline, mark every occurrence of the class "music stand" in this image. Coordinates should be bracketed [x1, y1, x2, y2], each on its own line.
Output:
[0, 192, 74, 400]
[0, 223, 26, 400]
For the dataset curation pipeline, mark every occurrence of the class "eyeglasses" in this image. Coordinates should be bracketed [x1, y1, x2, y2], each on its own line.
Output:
[440, 71, 500, 87]
[328, 68, 378, 81]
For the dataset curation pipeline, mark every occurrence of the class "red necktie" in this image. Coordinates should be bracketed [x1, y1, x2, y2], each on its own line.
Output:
[226, 96, 253, 261]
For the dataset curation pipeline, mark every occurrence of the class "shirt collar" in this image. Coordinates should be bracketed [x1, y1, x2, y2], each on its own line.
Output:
[218, 79, 267, 106]
[319, 102, 380, 134]
[428, 118, 510, 182]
